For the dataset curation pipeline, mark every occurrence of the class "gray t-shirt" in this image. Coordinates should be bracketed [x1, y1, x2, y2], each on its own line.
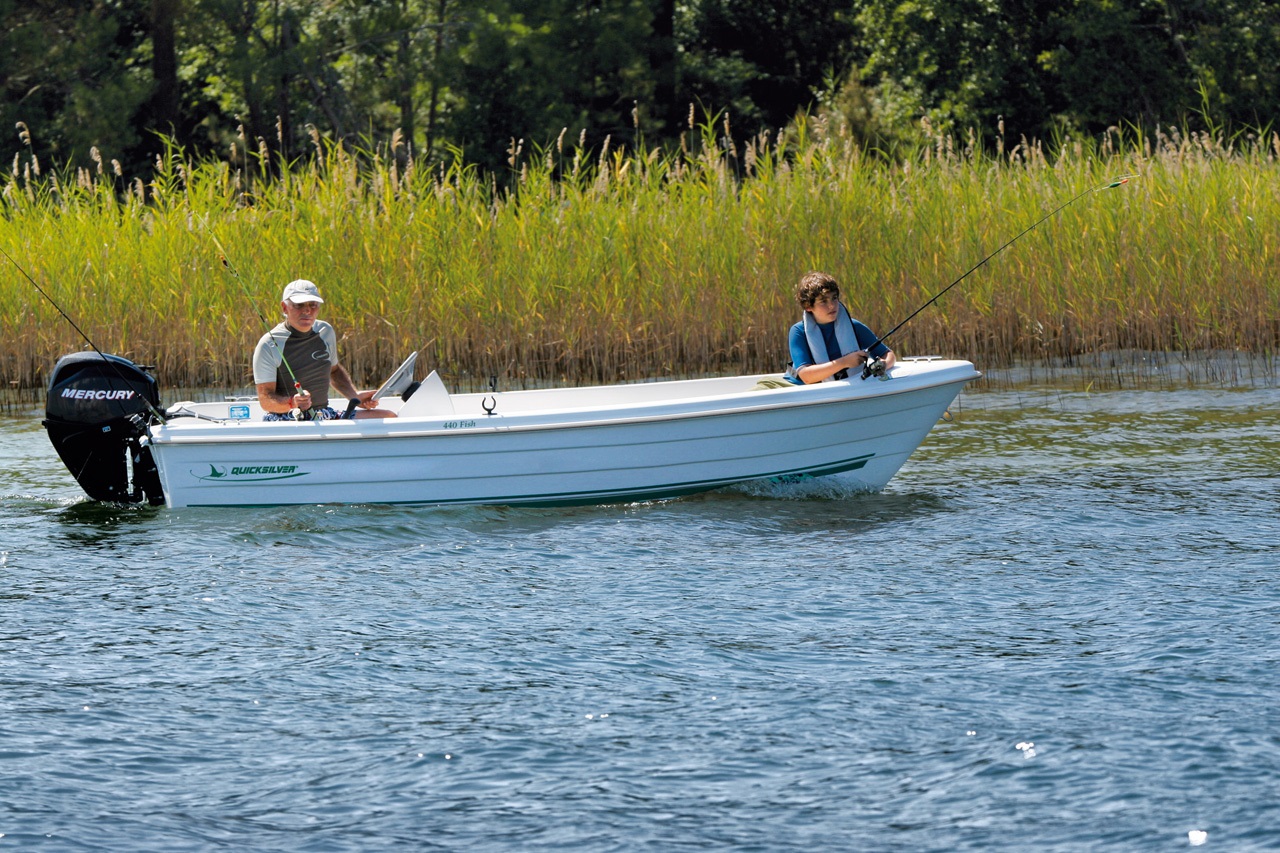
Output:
[253, 321, 339, 408]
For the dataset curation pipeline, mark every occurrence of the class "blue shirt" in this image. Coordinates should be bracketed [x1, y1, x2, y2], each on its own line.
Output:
[786, 318, 889, 384]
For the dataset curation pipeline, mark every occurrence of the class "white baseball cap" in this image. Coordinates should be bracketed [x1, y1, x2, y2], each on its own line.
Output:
[282, 279, 324, 304]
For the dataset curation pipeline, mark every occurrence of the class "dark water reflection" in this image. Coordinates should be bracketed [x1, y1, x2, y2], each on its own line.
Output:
[2, 384, 1278, 851]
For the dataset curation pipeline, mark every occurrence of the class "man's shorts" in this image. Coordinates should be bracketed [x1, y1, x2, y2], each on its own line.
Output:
[262, 406, 341, 422]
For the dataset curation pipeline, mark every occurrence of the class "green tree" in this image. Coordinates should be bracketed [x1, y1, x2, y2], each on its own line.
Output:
[308, 0, 464, 159]
[1038, 0, 1197, 133]
[1169, 0, 1280, 130]
[676, 0, 859, 135]
[852, 0, 1061, 141]
[178, 0, 313, 159]
[1, 0, 153, 169]
[7, 0, 1276, 185]
[445, 0, 657, 174]
[850, 0, 1280, 148]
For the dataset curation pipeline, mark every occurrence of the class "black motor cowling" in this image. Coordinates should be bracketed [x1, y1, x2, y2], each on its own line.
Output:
[43, 352, 165, 505]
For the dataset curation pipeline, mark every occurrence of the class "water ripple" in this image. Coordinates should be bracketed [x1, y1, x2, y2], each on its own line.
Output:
[2, 387, 1279, 850]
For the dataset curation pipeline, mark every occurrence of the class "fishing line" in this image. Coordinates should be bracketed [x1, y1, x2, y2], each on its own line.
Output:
[2, 244, 167, 423]
[208, 232, 308, 406]
[1, 245, 102, 355]
[861, 175, 1137, 375]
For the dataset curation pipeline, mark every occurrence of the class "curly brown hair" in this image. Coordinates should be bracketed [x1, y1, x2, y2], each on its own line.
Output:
[795, 271, 840, 310]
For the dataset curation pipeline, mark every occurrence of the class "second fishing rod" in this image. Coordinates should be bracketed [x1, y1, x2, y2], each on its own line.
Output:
[213, 238, 365, 420]
[212, 236, 370, 421]
[858, 176, 1136, 379]
[211, 237, 306, 401]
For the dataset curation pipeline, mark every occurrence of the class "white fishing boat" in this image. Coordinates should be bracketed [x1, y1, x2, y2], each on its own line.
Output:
[43, 351, 978, 508]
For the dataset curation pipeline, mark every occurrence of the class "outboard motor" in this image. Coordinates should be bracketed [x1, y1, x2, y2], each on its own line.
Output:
[43, 352, 165, 505]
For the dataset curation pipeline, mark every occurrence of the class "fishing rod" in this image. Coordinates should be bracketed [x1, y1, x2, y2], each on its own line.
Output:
[212, 234, 366, 421]
[1, 244, 167, 423]
[208, 233, 311, 415]
[860, 175, 1137, 378]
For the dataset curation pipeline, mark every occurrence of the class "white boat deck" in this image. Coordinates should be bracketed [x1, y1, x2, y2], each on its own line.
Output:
[164, 357, 972, 426]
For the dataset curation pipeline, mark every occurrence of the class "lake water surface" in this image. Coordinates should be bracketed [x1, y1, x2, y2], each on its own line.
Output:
[2, 382, 1278, 851]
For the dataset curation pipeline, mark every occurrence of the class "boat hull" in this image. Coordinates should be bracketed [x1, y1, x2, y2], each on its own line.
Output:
[146, 360, 979, 508]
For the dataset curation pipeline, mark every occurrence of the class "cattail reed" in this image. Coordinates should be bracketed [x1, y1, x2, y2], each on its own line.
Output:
[0, 117, 1276, 396]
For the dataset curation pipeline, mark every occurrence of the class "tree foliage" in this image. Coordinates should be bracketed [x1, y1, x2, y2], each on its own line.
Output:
[677, 0, 859, 134]
[1, 0, 1277, 180]
[843, 0, 1279, 146]
[1, 0, 153, 166]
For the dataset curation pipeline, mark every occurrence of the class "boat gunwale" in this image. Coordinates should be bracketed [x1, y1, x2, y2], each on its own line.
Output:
[147, 363, 980, 447]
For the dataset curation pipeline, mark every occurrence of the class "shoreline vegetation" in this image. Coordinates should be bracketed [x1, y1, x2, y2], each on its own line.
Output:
[1, 116, 1277, 401]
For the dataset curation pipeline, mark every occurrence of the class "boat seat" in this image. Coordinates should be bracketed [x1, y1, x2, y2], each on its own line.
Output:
[396, 369, 455, 417]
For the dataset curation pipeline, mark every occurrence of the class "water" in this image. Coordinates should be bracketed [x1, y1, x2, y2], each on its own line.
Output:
[2, 384, 1278, 851]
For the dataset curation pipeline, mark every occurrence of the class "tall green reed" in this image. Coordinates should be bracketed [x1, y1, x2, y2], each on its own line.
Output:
[1, 117, 1276, 394]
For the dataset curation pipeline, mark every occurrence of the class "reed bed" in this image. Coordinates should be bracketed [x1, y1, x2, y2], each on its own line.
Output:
[1, 118, 1277, 396]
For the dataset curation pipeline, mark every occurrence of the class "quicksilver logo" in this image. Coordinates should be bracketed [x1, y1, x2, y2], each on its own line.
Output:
[62, 388, 136, 400]
[192, 463, 308, 482]
[231, 465, 298, 476]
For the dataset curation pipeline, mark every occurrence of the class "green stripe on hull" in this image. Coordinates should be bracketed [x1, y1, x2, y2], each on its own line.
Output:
[185, 453, 876, 508]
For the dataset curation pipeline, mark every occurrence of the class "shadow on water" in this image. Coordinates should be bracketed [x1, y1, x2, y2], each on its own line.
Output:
[145, 480, 961, 556]
[49, 500, 163, 550]
[712, 479, 953, 531]
[483, 480, 955, 537]
[56, 499, 161, 525]
[43, 499, 165, 550]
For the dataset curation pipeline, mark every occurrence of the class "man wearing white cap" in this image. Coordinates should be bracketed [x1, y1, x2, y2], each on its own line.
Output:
[252, 279, 394, 420]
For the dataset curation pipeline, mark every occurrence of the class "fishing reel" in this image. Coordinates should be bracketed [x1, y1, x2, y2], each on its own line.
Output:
[861, 357, 890, 381]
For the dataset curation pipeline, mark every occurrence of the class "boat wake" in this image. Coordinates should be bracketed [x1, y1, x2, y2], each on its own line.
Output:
[2, 491, 85, 509]
[730, 473, 878, 501]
